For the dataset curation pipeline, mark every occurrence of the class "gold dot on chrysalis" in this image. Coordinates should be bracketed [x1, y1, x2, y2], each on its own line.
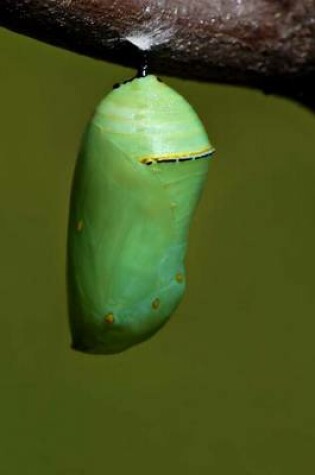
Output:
[175, 273, 184, 283]
[105, 313, 115, 325]
[76, 220, 83, 232]
[152, 298, 160, 310]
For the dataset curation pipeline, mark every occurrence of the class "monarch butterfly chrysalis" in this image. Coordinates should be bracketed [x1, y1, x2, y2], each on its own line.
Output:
[67, 72, 215, 354]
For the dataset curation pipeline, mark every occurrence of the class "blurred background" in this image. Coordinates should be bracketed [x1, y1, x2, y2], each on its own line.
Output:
[1, 26, 315, 474]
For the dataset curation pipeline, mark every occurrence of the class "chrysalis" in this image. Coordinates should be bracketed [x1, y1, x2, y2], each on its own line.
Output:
[67, 73, 214, 354]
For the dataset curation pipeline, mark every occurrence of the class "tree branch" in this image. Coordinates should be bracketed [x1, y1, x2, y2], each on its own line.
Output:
[1, 1, 315, 108]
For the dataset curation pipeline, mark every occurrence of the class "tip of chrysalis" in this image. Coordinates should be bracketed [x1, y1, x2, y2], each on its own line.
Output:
[112, 50, 149, 89]
[137, 51, 149, 78]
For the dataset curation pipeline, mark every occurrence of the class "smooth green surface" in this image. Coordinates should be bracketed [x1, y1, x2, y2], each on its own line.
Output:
[68, 75, 212, 353]
[1, 27, 315, 474]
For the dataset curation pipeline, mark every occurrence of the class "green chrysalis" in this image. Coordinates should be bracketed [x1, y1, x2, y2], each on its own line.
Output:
[67, 74, 214, 354]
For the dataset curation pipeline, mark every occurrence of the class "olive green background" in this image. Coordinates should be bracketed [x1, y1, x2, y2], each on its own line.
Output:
[1, 27, 315, 474]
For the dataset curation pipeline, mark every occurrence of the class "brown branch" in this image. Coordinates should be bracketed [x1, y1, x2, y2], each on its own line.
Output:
[1, 1, 315, 108]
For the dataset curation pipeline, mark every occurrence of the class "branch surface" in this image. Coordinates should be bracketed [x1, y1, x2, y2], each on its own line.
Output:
[1, 1, 315, 107]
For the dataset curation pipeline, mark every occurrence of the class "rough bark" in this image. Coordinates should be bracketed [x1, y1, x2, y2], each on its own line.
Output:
[1, 1, 315, 108]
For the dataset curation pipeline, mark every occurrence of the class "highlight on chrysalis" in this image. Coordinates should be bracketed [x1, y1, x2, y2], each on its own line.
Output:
[67, 61, 215, 355]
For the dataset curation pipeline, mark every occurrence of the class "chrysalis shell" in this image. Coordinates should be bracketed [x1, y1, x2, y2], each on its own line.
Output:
[67, 75, 214, 354]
